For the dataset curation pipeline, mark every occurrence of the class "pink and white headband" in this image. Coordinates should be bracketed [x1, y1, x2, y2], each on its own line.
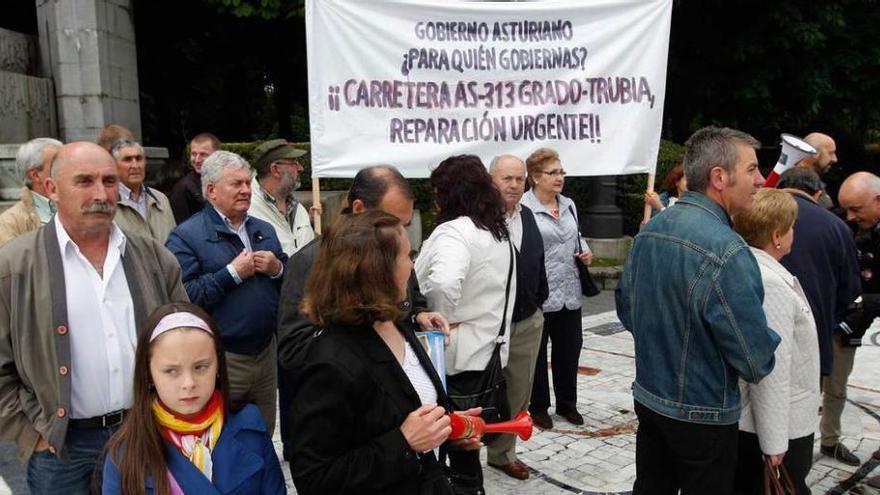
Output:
[149, 312, 213, 342]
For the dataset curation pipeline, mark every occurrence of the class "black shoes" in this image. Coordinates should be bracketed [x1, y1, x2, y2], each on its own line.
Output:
[530, 408, 584, 428]
[557, 408, 584, 426]
[530, 410, 553, 429]
[821, 442, 861, 466]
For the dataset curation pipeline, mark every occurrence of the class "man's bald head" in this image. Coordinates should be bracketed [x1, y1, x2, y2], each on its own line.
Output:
[839, 171, 880, 230]
[51, 142, 116, 178]
[46, 142, 119, 238]
[489, 154, 527, 212]
[799, 132, 838, 174]
[345, 165, 415, 225]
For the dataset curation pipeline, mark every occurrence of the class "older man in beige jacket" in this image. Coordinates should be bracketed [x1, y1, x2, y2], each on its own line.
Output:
[111, 139, 176, 243]
[0, 138, 62, 245]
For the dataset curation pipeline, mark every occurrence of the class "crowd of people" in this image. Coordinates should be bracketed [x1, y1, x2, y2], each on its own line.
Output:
[0, 122, 877, 495]
[622, 127, 880, 494]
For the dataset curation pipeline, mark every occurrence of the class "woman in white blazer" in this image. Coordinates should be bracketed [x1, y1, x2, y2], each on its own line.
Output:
[415, 154, 516, 490]
[732, 189, 819, 495]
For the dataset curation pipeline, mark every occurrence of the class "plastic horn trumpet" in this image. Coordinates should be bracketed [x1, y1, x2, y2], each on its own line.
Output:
[448, 411, 534, 441]
[764, 133, 817, 188]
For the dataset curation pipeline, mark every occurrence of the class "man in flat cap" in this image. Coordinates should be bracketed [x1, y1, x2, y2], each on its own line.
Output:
[248, 140, 317, 255]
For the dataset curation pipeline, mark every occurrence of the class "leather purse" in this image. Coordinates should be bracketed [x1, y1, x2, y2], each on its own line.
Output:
[567, 204, 600, 297]
[762, 456, 795, 495]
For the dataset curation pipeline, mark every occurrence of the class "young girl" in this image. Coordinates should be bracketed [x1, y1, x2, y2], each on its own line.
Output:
[103, 302, 285, 494]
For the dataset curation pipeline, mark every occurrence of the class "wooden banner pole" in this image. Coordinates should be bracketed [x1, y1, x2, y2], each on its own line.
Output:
[641, 173, 656, 226]
[312, 176, 322, 235]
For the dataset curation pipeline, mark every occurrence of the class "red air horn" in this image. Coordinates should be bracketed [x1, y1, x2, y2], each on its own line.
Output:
[449, 411, 534, 441]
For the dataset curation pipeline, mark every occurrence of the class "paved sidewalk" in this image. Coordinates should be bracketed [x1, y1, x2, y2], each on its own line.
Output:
[4, 292, 880, 494]
[469, 309, 880, 495]
[274, 302, 880, 494]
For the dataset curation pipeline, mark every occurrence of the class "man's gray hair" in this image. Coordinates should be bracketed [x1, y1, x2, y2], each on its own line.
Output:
[15, 137, 63, 187]
[683, 126, 761, 194]
[777, 167, 822, 195]
[488, 154, 525, 174]
[109, 139, 144, 160]
[201, 150, 251, 197]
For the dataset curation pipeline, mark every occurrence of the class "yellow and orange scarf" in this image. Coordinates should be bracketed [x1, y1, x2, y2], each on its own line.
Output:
[152, 391, 224, 481]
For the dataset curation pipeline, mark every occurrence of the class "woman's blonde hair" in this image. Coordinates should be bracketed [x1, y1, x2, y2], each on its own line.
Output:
[525, 147, 560, 186]
[733, 189, 798, 248]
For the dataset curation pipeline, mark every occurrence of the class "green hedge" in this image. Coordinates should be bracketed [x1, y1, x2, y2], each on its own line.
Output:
[186, 139, 686, 237]
[205, 141, 439, 234]
[618, 139, 686, 235]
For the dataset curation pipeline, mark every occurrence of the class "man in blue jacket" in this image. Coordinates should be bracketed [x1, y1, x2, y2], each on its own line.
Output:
[616, 126, 780, 494]
[166, 150, 288, 433]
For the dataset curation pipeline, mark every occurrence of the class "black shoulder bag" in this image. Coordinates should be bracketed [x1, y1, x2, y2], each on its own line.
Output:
[567, 204, 600, 297]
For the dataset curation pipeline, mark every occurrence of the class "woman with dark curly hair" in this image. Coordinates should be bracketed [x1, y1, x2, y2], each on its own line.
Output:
[415, 154, 516, 488]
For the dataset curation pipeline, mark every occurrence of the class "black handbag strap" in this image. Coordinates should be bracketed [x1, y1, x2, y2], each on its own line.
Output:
[495, 239, 515, 341]
[566, 203, 585, 254]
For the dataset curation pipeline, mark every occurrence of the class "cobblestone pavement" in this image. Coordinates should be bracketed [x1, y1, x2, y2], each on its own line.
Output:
[4, 291, 880, 494]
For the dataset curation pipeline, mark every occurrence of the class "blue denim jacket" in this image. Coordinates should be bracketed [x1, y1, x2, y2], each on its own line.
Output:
[616, 191, 780, 424]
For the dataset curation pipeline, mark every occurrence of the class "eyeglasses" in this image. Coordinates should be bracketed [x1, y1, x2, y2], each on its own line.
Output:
[539, 169, 567, 177]
[275, 160, 303, 169]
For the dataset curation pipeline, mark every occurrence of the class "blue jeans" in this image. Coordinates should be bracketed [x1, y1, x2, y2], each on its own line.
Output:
[27, 425, 118, 495]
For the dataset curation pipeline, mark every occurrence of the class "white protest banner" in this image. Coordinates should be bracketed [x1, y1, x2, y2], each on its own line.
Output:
[306, 0, 672, 178]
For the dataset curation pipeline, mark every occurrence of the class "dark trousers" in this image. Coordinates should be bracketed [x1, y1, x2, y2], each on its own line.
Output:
[633, 401, 739, 495]
[447, 449, 483, 490]
[279, 364, 294, 460]
[27, 423, 119, 494]
[733, 431, 813, 495]
[530, 307, 582, 414]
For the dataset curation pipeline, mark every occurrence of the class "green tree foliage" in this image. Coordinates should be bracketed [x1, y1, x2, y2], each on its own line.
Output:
[666, 0, 879, 144]
[135, 0, 879, 235]
[205, 0, 303, 19]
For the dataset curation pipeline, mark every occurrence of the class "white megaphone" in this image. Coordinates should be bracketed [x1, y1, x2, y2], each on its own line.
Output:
[764, 133, 817, 188]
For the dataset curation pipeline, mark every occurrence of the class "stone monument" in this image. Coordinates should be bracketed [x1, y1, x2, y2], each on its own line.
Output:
[0, 26, 56, 199]
[35, 0, 142, 142]
[0, 0, 171, 202]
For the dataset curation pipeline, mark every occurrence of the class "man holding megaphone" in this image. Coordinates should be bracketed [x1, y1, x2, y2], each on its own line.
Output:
[797, 133, 839, 208]
[766, 131, 839, 208]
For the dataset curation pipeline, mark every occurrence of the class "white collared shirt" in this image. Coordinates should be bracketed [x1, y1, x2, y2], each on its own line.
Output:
[54, 215, 136, 418]
[118, 183, 149, 220]
[215, 207, 253, 252]
[506, 203, 524, 250]
[30, 191, 54, 225]
[213, 206, 283, 283]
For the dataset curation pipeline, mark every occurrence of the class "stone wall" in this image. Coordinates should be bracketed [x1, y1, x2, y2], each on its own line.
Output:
[0, 27, 37, 74]
[0, 28, 57, 145]
[36, 0, 141, 142]
[0, 26, 57, 199]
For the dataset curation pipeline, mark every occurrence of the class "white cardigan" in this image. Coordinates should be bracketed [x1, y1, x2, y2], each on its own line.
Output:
[739, 248, 820, 455]
[415, 217, 516, 375]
